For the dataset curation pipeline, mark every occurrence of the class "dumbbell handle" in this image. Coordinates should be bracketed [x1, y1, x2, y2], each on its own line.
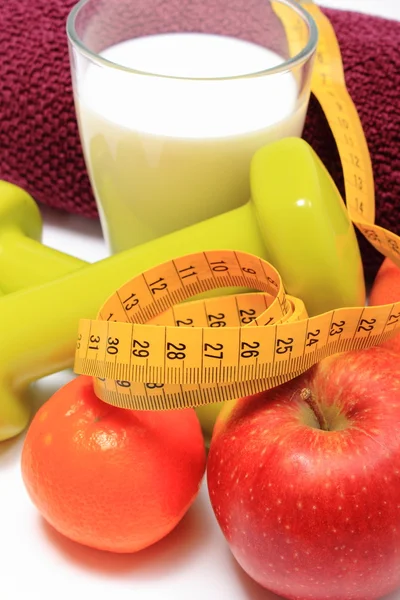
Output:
[0, 230, 85, 292]
[0, 199, 264, 294]
[0, 201, 267, 440]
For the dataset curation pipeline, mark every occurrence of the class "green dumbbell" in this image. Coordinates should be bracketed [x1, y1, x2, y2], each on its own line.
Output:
[0, 138, 365, 441]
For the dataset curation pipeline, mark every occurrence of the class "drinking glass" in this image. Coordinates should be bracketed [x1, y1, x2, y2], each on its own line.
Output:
[67, 0, 317, 253]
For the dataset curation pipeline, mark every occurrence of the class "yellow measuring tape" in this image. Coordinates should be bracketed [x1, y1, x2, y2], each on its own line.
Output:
[74, 3, 400, 411]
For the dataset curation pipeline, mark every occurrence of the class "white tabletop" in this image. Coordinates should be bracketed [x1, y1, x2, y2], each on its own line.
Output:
[2, 2, 399, 600]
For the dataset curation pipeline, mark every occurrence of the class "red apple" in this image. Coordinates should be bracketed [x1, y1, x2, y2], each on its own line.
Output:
[207, 346, 400, 600]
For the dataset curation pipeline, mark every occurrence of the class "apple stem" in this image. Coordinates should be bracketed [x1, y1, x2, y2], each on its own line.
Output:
[300, 388, 330, 432]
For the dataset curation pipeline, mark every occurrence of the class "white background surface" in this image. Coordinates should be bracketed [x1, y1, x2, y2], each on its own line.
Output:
[2, 2, 399, 600]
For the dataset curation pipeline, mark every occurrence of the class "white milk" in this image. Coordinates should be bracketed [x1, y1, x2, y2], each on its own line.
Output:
[75, 33, 308, 252]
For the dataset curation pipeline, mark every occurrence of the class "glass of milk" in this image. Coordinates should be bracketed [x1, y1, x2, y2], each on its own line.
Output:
[67, 0, 317, 253]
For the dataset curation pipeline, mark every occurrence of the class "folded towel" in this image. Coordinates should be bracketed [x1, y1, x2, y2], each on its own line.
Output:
[0, 1, 399, 280]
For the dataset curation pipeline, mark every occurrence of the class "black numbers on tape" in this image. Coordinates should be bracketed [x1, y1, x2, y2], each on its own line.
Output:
[330, 321, 345, 336]
[106, 337, 119, 354]
[132, 339, 150, 358]
[357, 318, 376, 333]
[355, 198, 364, 214]
[344, 134, 354, 147]
[388, 313, 400, 325]
[267, 276, 278, 288]
[350, 154, 360, 169]
[241, 341, 260, 358]
[167, 342, 186, 360]
[354, 175, 363, 191]
[240, 308, 256, 325]
[89, 334, 100, 351]
[146, 383, 164, 389]
[149, 277, 168, 294]
[123, 293, 139, 311]
[363, 229, 379, 242]
[208, 313, 226, 328]
[276, 338, 293, 354]
[210, 260, 228, 273]
[306, 329, 320, 347]
[204, 343, 224, 360]
[262, 317, 274, 326]
[204, 343, 224, 359]
[388, 239, 400, 255]
[76, 333, 82, 350]
[177, 318, 194, 327]
[116, 380, 131, 388]
[179, 265, 197, 280]
[97, 377, 106, 382]
[242, 267, 256, 275]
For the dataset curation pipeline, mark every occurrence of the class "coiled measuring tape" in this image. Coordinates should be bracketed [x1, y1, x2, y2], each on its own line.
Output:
[74, 3, 400, 411]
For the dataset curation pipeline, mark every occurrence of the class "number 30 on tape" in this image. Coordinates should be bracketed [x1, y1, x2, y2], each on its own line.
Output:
[74, 3, 400, 411]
